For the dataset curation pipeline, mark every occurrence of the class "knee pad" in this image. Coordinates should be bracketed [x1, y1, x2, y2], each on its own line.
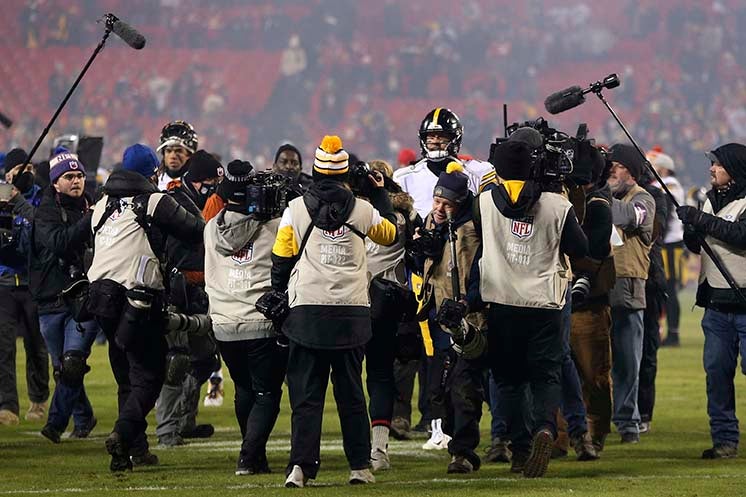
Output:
[60, 350, 90, 386]
[164, 347, 191, 386]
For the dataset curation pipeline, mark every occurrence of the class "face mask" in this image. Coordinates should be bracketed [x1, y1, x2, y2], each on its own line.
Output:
[199, 183, 217, 197]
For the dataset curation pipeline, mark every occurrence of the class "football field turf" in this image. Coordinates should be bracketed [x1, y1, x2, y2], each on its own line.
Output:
[1, 290, 745, 496]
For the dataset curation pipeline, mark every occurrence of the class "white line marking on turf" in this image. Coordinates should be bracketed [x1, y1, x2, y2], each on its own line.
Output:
[4, 473, 746, 494]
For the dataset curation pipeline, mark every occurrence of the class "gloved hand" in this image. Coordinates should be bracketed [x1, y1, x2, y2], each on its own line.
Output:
[677, 205, 704, 226]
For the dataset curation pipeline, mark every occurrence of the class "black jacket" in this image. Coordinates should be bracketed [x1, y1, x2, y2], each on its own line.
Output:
[164, 182, 206, 275]
[643, 179, 670, 295]
[102, 170, 205, 252]
[29, 187, 93, 312]
[683, 143, 746, 310]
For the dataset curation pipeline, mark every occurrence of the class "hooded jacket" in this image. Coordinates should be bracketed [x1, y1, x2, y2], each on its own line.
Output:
[270, 179, 397, 349]
[88, 170, 204, 291]
[204, 209, 279, 342]
[0, 184, 42, 287]
[683, 143, 746, 310]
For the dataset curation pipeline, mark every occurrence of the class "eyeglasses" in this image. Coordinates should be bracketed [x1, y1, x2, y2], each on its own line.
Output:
[60, 172, 85, 181]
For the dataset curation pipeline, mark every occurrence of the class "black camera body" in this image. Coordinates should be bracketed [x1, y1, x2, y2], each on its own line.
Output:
[256, 290, 290, 322]
[405, 227, 443, 260]
[436, 298, 468, 331]
[242, 172, 290, 220]
[489, 117, 595, 189]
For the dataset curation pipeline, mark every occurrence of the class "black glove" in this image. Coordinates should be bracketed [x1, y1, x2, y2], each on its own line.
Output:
[677, 205, 705, 226]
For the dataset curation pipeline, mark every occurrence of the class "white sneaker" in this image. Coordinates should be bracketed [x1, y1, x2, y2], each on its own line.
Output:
[285, 465, 307, 488]
[203, 375, 224, 407]
[422, 432, 452, 450]
[370, 448, 390, 472]
[349, 468, 375, 484]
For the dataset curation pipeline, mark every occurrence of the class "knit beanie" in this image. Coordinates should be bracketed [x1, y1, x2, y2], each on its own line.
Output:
[433, 161, 469, 204]
[608, 143, 644, 180]
[122, 144, 159, 178]
[49, 152, 85, 183]
[222, 160, 254, 204]
[492, 140, 532, 181]
[183, 150, 224, 183]
[646, 146, 675, 172]
[397, 148, 417, 167]
[3, 148, 28, 174]
[313, 135, 349, 180]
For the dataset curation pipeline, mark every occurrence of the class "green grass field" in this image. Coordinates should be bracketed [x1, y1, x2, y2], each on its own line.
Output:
[1, 290, 745, 496]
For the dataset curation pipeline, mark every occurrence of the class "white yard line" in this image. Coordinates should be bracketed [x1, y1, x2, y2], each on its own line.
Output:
[4, 474, 746, 494]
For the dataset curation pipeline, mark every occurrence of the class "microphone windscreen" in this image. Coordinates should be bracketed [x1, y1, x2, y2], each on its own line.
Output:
[112, 19, 146, 50]
[544, 86, 585, 115]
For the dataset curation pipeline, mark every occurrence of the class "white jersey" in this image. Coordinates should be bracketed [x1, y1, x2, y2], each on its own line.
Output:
[393, 158, 497, 218]
[653, 176, 684, 244]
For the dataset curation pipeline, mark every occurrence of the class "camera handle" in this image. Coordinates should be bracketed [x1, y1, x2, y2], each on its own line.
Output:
[592, 89, 746, 306]
[24, 18, 116, 167]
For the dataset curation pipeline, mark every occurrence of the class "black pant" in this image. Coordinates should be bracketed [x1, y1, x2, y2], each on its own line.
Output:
[286, 342, 370, 478]
[639, 287, 664, 422]
[97, 311, 167, 450]
[663, 242, 685, 333]
[366, 317, 397, 426]
[218, 337, 287, 467]
[0, 286, 49, 413]
[429, 347, 485, 459]
[487, 304, 563, 453]
[391, 321, 430, 425]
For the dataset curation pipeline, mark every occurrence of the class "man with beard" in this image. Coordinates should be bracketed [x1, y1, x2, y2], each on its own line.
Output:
[272, 135, 396, 487]
[156, 150, 223, 447]
[156, 121, 198, 191]
[606, 144, 655, 444]
[30, 152, 99, 443]
[677, 143, 746, 459]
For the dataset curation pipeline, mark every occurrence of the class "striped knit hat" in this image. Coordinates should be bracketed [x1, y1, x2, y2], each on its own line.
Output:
[313, 135, 349, 180]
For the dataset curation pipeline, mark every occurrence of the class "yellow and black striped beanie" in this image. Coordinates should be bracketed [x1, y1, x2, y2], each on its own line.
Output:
[313, 135, 349, 180]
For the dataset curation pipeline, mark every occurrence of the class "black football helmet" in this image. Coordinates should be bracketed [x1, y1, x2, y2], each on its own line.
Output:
[418, 108, 463, 161]
[157, 120, 198, 155]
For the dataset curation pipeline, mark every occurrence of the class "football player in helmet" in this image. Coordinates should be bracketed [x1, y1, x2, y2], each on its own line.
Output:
[393, 108, 497, 217]
[156, 120, 198, 191]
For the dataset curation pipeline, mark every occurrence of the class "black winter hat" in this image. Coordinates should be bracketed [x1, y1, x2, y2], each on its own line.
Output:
[183, 150, 224, 183]
[608, 144, 644, 180]
[706, 143, 746, 185]
[492, 140, 532, 180]
[222, 160, 254, 204]
[3, 148, 28, 174]
[433, 161, 469, 204]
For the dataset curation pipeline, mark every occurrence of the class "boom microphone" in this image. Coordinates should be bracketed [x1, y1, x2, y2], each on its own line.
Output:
[544, 74, 620, 115]
[544, 86, 586, 115]
[107, 14, 146, 50]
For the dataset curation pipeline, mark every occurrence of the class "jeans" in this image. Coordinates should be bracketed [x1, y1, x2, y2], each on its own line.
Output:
[570, 304, 612, 439]
[559, 293, 588, 438]
[701, 308, 746, 447]
[610, 307, 644, 435]
[38, 311, 98, 431]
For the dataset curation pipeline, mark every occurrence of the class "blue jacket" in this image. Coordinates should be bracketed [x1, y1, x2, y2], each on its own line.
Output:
[0, 185, 42, 287]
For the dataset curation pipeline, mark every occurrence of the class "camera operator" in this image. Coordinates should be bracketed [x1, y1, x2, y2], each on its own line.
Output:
[86, 144, 204, 472]
[392, 107, 497, 439]
[676, 143, 746, 459]
[637, 164, 670, 436]
[474, 140, 588, 478]
[360, 159, 420, 472]
[204, 161, 288, 475]
[0, 148, 50, 426]
[271, 136, 396, 487]
[606, 144, 655, 444]
[155, 150, 223, 447]
[28, 152, 98, 443]
[408, 163, 487, 474]
[568, 148, 615, 454]
[156, 120, 197, 191]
